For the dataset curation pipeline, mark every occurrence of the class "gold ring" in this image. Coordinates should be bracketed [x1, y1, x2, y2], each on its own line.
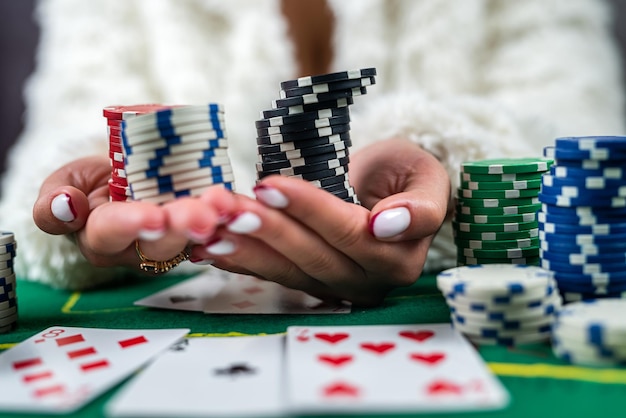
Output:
[135, 240, 190, 274]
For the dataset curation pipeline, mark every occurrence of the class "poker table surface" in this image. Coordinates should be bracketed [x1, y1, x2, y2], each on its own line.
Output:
[1, 272, 624, 418]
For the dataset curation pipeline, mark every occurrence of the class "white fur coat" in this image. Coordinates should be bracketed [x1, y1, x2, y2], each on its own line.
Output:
[1, 0, 624, 289]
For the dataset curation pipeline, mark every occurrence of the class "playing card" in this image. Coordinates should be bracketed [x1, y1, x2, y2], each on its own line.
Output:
[202, 274, 350, 314]
[134, 270, 228, 312]
[285, 323, 509, 414]
[135, 267, 350, 314]
[106, 334, 286, 417]
[0, 326, 189, 414]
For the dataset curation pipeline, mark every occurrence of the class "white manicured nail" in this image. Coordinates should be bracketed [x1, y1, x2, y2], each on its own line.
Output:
[254, 185, 289, 208]
[227, 212, 262, 234]
[370, 207, 411, 238]
[51, 193, 76, 222]
[205, 239, 236, 255]
[138, 229, 166, 241]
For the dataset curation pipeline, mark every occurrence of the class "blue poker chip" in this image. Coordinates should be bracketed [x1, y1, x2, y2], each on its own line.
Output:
[541, 203, 626, 217]
[540, 183, 625, 199]
[555, 136, 626, 150]
[540, 230, 626, 245]
[541, 239, 626, 254]
[544, 145, 626, 161]
[554, 270, 626, 285]
[541, 258, 625, 274]
[255, 107, 350, 128]
[549, 165, 626, 180]
[555, 280, 626, 295]
[537, 210, 624, 226]
[538, 219, 626, 235]
[452, 312, 554, 331]
[538, 192, 626, 208]
[545, 157, 626, 170]
[560, 290, 626, 303]
[540, 248, 626, 265]
[542, 173, 626, 191]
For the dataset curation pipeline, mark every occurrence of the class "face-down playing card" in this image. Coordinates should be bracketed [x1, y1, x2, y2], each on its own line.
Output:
[285, 323, 509, 414]
[107, 334, 286, 417]
[0, 326, 189, 414]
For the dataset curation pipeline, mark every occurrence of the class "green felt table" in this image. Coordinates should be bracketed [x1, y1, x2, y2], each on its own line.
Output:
[1, 273, 625, 418]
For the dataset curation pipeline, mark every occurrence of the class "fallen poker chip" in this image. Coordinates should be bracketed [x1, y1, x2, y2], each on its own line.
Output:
[279, 67, 377, 89]
[437, 264, 554, 298]
[461, 158, 553, 175]
[279, 76, 375, 98]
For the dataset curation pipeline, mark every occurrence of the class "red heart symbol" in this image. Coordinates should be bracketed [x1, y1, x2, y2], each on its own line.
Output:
[318, 354, 353, 367]
[314, 333, 349, 344]
[399, 330, 434, 342]
[426, 379, 463, 395]
[360, 342, 395, 355]
[323, 381, 360, 398]
[410, 352, 446, 365]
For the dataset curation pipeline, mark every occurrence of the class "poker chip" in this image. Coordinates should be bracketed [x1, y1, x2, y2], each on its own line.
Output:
[461, 158, 554, 175]
[538, 136, 626, 301]
[455, 203, 542, 216]
[104, 103, 235, 204]
[455, 237, 540, 251]
[0, 232, 17, 334]
[254, 68, 376, 205]
[551, 299, 626, 366]
[437, 264, 560, 346]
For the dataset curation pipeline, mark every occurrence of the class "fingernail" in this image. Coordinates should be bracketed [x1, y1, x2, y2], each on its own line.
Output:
[205, 238, 236, 255]
[186, 229, 211, 244]
[369, 207, 411, 238]
[227, 212, 262, 234]
[190, 257, 214, 265]
[138, 228, 166, 241]
[254, 185, 289, 208]
[51, 193, 76, 223]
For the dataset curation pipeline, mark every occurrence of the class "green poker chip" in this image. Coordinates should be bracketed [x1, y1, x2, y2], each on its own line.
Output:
[461, 158, 554, 175]
[460, 171, 546, 183]
[459, 246, 540, 259]
[456, 196, 540, 208]
[455, 211, 537, 224]
[453, 227, 539, 241]
[457, 187, 540, 199]
[454, 237, 540, 250]
[460, 178, 542, 191]
[453, 220, 538, 233]
[457, 256, 541, 266]
[454, 203, 541, 216]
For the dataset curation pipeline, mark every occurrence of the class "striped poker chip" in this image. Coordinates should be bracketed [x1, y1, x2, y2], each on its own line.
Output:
[544, 145, 626, 162]
[262, 97, 354, 119]
[123, 121, 226, 148]
[258, 166, 348, 181]
[454, 237, 540, 251]
[320, 181, 352, 194]
[460, 171, 545, 183]
[130, 173, 236, 196]
[256, 107, 349, 128]
[307, 174, 351, 188]
[123, 104, 225, 131]
[125, 148, 230, 171]
[126, 137, 229, 157]
[257, 149, 348, 167]
[256, 156, 349, 176]
[550, 165, 626, 180]
[126, 160, 233, 183]
[103, 104, 171, 120]
[256, 124, 351, 145]
[0, 232, 15, 246]
[279, 76, 375, 98]
[461, 158, 553, 175]
[255, 115, 350, 136]
[280, 67, 377, 89]
[460, 179, 542, 191]
[258, 137, 351, 157]
[272, 87, 367, 109]
[555, 136, 626, 150]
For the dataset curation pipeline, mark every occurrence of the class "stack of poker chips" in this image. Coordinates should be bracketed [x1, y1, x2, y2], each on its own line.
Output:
[538, 136, 626, 303]
[454, 158, 553, 266]
[104, 104, 173, 202]
[437, 264, 561, 346]
[254, 68, 378, 204]
[552, 299, 626, 366]
[113, 104, 234, 205]
[0, 231, 18, 334]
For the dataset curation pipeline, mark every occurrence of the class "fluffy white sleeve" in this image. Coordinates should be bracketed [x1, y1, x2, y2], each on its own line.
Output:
[337, 0, 626, 271]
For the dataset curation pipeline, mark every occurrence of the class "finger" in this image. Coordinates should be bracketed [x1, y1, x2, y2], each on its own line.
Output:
[33, 156, 111, 235]
[190, 234, 340, 302]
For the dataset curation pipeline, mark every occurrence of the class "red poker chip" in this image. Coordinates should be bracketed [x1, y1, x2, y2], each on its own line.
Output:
[109, 143, 123, 153]
[110, 159, 125, 170]
[110, 175, 128, 187]
[103, 104, 172, 120]
[108, 181, 130, 195]
[107, 118, 123, 127]
[109, 193, 131, 202]
[108, 125, 122, 136]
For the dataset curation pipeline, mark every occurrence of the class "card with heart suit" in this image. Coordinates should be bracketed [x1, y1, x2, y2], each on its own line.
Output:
[134, 268, 351, 314]
[106, 334, 286, 417]
[0, 326, 189, 414]
[285, 324, 509, 414]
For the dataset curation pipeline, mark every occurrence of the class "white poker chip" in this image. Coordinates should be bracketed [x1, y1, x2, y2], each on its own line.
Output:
[448, 293, 561, 322]
[553, 299, 626, 346]
[124, 122, 226, 146]
[437, 264, 555, 297]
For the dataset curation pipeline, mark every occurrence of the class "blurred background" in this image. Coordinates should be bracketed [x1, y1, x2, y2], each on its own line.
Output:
[1, 0, 625, 178]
